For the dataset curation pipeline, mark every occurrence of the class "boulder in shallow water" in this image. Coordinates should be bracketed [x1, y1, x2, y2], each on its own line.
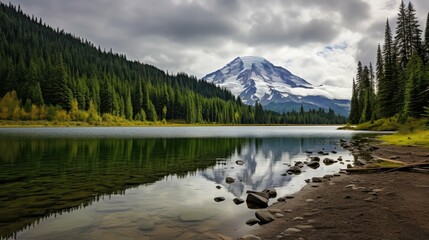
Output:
[246, 193, 269, 209]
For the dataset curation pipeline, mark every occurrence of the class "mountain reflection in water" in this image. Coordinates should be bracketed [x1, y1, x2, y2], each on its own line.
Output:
[0, 126, 370, 239]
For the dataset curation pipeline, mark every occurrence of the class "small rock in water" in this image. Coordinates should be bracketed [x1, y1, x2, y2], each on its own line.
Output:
[262, 188, 277, 198]
[312, 177, 323, 183]
[285, 195, 295, 199]
[323, 158, 335, 165]
[293, 217, 304, 221]
[305, 179, 311, 183]
[214, 197, 225, 202]
[216, 185, 221, 189]
[274, 213, 284, 218]
[287, 166, 302, 174]
[344, 195, 352, 199]
[311, 156, 321, 162]
[333, 173, 341, 177]
[307, 161, 320, 169]
[323, 174, 333, 180]
[233, 197, 245, 205]
[347, 164, 353, 169]
[337, 156, 343, 161]
[331, 151, 337, 154]
[236, 160, 245, 165]
[294, 161, 305, 168]
[225, 177, 235, 184]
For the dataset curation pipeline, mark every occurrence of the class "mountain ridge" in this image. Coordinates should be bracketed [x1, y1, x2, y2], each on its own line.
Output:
[203, 56, 350, 116]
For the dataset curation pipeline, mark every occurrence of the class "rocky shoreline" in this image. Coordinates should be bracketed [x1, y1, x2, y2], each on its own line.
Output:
[215, 137, 429, 240]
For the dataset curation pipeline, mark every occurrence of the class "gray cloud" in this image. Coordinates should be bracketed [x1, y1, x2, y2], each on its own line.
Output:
[8, 0, 429, 99]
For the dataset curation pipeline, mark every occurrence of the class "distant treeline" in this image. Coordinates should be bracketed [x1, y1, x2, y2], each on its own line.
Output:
[0, 3, 346, 124]
[349, 1, 429, 124]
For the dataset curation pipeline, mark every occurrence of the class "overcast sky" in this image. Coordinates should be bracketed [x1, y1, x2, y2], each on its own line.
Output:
[9, 0, 429, 99]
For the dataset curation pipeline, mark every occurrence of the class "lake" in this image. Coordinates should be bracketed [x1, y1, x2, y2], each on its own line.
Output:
[0, 126, 373, 239]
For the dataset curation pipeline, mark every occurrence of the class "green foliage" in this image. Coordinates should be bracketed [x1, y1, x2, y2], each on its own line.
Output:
[397, 117, 427, 134]
[350, 1, 429, 126]
[355, 117, 400, 131]
[0, 3, 347, 125]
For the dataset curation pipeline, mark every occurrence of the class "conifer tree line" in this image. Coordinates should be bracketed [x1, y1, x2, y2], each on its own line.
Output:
[0, 3, 346, 124]
[349, 1, 429, 124]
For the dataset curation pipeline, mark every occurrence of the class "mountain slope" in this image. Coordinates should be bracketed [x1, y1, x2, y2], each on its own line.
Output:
[203, 56, 350, 116]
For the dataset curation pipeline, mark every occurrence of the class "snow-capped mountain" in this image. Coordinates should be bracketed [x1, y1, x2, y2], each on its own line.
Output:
[203, 56, 350, 116]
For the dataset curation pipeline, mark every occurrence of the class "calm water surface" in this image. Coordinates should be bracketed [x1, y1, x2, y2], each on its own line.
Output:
[0, 126, 373, 239]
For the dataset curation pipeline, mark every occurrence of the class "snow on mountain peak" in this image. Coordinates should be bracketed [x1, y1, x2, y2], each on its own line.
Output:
[203, 56, 350, 116]
[238, 56, 267, 69]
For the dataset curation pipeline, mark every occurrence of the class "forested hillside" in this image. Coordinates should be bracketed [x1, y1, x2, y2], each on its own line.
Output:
[0, 3, 346, 125]
[349, 1, 429, 124]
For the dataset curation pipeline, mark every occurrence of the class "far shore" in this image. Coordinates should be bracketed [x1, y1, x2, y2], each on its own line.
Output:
[0, 120, 346, 128]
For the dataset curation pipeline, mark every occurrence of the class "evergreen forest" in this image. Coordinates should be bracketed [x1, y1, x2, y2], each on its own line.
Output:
[349, 1, 429, 124]
[0, 3, 346, 125]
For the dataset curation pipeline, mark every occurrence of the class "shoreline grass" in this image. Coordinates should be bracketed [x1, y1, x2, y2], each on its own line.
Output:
[378, 130, 429, 148]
